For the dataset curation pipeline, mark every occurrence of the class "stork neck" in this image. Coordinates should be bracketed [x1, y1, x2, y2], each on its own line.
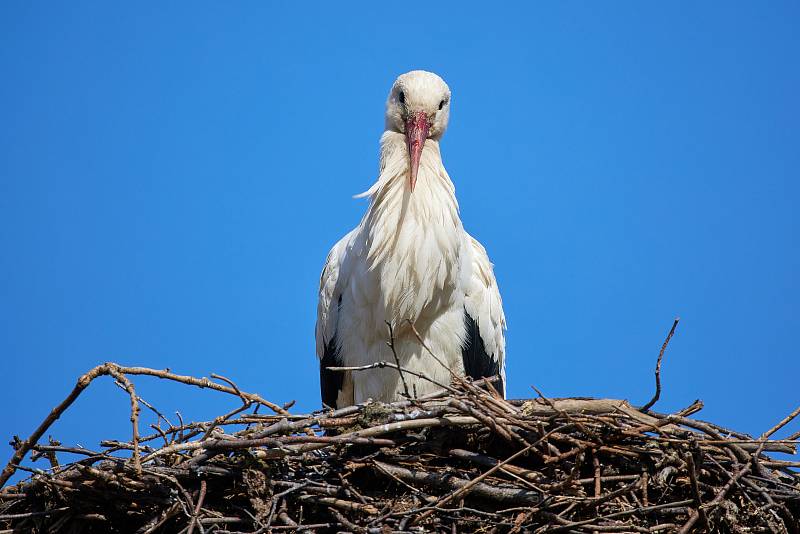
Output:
[356, 131, 465, 324]
[361, 131, 463, 280]
[359, 131, 461, 237]
[361, 131, 458, 207]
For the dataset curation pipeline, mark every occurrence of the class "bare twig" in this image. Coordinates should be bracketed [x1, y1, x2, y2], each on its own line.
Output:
[186, 479, 207, 534]
[326, 361, 454, 393]
[107, 367, 142, 475]
[640, 317, 680, 412]
[677, 460, 751, 534]
[758, 405, 800, 441]
[386, 321, 412, 401]
[406, 318, 458, 378]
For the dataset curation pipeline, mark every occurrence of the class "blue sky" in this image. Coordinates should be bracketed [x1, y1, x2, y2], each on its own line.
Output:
[1, 2, 798, 481]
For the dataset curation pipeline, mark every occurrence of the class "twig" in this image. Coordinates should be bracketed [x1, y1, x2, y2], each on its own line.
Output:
[113, 382, 172, 430]
[685, 453, 707, 527]
[326, 361, 454, 393]
[412, 443, 537, 525]
[186, 479, 207, 534]
[386, 321, 412, 401]
[210, 374, 249, 406]
[118, 366, 288, 415]
[677, 460, 751, 534]
[758, 405, 800, 441]
[107, 367, 142, 475]
[640, 317, 680, 412]
[406, 318, 458, 378]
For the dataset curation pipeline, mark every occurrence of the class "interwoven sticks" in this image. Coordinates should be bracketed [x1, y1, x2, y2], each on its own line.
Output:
[0, 363, 798, 533]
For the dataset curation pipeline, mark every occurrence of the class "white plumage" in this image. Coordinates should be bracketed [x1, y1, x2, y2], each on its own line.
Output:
[315, 71, 506, 408]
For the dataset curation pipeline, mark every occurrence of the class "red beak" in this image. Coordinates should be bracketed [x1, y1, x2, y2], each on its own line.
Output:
[405, 112, 430, 192]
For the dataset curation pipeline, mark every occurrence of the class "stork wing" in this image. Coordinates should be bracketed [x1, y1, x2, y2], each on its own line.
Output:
[315, 233, 354, 409]
[462, 234, 507, 396]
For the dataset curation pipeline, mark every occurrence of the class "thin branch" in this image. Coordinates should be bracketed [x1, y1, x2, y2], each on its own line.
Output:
[758, 405, 800, 441]
[186, 479, 207, 534]
[640, 317, 680, 412]
[326, 361, 454, 393]
[385, 321, 412, 401]
[406, 318, 458, 378]
[107, 367, 142, 475]
[677, 460, 751, 534]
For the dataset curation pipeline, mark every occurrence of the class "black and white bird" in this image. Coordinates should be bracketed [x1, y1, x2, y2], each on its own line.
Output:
[316, 70, 506, 409]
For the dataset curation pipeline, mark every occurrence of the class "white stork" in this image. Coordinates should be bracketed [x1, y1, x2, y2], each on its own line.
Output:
[315, 70, 506, 409]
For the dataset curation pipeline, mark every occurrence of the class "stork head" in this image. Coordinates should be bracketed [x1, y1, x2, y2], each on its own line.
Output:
[385, 70, 451, 192]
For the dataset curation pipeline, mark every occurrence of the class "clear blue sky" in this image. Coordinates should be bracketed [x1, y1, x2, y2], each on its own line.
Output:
[1, 2, 798, 480]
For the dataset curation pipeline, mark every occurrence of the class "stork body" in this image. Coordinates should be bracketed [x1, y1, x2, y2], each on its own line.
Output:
[316, 71, 505, 408]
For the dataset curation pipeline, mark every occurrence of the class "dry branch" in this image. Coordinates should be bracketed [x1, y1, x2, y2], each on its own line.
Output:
[640, 318, 680, 412]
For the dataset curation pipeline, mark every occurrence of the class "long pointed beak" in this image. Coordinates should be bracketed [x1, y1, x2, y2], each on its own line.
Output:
[405, 112, 430, 192]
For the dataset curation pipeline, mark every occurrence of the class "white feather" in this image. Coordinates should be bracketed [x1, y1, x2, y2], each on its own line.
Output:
[316, 71, 506, 405]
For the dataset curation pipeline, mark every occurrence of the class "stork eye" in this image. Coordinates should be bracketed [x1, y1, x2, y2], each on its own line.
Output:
[439, 99, 446, 110]
[398, 91, 405, 104]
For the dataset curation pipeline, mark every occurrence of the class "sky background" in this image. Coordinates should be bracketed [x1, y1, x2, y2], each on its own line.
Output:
[1, 2, 798, 484]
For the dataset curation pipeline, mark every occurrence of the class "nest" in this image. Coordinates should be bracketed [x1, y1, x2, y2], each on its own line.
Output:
[0, 362, 798, 533]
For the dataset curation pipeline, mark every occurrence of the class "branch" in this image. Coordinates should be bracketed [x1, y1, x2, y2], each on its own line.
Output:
[640, 317, 680, 412]
[386, 321, 412, 401]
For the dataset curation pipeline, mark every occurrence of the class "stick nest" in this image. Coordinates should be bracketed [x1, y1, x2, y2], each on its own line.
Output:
[0, 363, 798, 533]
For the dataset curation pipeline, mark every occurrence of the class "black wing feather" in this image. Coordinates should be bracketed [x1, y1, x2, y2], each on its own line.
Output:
[461, 310, 503, 394]
[319, 295, 343, 409]
[319, 335, 342, 409]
